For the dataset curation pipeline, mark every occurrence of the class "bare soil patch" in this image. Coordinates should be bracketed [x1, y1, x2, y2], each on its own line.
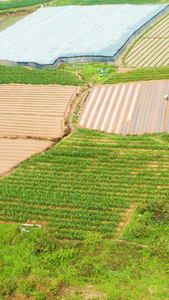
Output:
[78, 80, 169, 135]
[0, 84, 81, 141]
[117, 67, 136, 73]
[0, 138, 52, 178]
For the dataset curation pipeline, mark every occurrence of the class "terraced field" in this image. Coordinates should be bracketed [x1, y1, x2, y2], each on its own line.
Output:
[0, 84, 80, 140]
[79, 80, 169, 135]
[125, 14, 169, 67]
[0, 128, 168, 239]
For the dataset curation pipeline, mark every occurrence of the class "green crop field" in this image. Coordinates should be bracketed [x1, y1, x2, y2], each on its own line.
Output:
[51, 0, 164, 6]
[0, 65, 82, 85]
[0, 0, 167, 14]
[2, 64, 169, 86]
[0, 0, 51, 11]
[0, 128, 168, 240]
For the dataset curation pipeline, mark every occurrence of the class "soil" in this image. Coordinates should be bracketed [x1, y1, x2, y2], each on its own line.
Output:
[125, 14, 169, 67]
[0, 84, 80, 141]
[63, 284, 106, 300]
[78, 80, 169, 135]
[117, 67, 136, 73]
[116, 204, 135, 237]
[0, 138, 52, 178]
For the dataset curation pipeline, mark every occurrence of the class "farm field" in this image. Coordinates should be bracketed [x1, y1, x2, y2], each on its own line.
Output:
[0, 138, 52, 177]
[0, 128, 169, 240]
[79, 80, 169, 135]
[0, 14, 26, 32]
[0, 5, 168, 66]
[0, 84, 80, 140]
[125, 13, 169, 67]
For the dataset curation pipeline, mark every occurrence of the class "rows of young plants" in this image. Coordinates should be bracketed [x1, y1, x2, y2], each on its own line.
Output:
[105, 66, 169, 84]
[0, 128, 168, 239]
[0, 65, 82, 85]
[0, 0, 162, 12]
[2, 64, 169, 86]
[0, 0, 51, 11]
[51, 0, 162, 7]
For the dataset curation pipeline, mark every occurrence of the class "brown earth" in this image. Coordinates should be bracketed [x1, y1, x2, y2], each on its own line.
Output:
[78, 80, 169, 135]
[0, 138, 52, 177]
[125, 14, 169, 67]
[117, 67, 136, 73]
[0, 84, 80, 140]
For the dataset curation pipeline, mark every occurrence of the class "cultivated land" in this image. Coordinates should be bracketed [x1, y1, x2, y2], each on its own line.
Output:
[0, 4, 168, 66]
[79, 80, 169, 135]
[1, 2, 169, 298]
[125, 13, 169, 67]
[0, 139, 52, 177]
[0, 128, 169, 240]
[0, 84, 80, 140]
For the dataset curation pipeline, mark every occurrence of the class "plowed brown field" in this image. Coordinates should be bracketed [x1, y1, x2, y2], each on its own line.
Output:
[0, 139, 52, 177]
[0, 84, 80, 140]
[79, 80, 169, 135]
[125, 14, 169, 67]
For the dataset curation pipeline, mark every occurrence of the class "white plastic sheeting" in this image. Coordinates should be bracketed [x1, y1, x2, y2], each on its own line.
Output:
[0, 4, 168, 65]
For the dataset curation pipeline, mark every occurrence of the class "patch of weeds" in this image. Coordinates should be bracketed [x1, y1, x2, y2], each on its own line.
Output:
[48, 277, 66, 297]
[34, 290, 47, 300]
[63, 292, 83, 300]
[83, 232, 102, 252]
[121, 199, 169, 245]
[30, 229, 57, 254]
[0, 279, 17, 297]
[18, 278, 35, 297]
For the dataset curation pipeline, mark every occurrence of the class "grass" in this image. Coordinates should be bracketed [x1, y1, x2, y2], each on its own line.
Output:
[0, 223, 169, 299]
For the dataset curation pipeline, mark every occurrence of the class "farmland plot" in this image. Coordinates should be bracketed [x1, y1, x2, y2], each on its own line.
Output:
[0, 5, 168, 66]
[79, 80, 169, 135]
[0, 128, 169, 239]
[125, 14, 169, 67]
[0, 138, 52, 177]
[0, 84, 80, 140]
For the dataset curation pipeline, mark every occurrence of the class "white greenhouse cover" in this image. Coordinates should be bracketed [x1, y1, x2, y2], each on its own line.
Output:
[0, 4, 168, 65]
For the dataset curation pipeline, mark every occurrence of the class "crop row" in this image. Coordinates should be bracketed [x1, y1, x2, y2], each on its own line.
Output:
[0, 128, 168, 239]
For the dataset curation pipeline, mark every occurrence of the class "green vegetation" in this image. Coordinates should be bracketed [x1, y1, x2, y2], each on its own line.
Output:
[51, 0, 164, 6]
[104, 66, 169, 84]
[0, 63, 117, 85]
[0, 128, 168, 240]
[0, 0, 167, 14]
[0, 224, 169, 299]
[0, 65, 82, 85]
[121, 198, 169, 246]
[0, 0, 51, 11]
[2, 64, 169, 86]
[0, 14, 26, 32]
